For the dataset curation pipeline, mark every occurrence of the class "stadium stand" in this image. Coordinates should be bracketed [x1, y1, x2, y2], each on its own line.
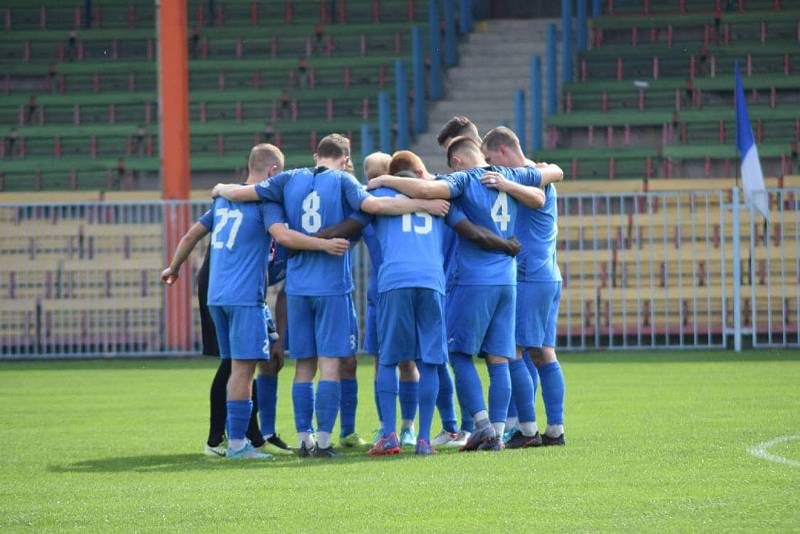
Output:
[0, 0, 431, 191]
[541, 1, 799, 180]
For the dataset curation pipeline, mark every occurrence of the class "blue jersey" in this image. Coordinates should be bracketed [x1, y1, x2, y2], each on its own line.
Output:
[257, 167, 369, 296]
[198, 197, 271, 306]
[359, 187, 460, 294]
[268, 242, 288, 286]
[516, 184, 562, 282]
[442, 165, 541, 286]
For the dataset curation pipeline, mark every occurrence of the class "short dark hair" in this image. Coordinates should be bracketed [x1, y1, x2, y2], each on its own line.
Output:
[481, 126, 521, 152]
[446, 135, 482, 168]
[437, 116, 481, 147]
[316, 133, 351, 159]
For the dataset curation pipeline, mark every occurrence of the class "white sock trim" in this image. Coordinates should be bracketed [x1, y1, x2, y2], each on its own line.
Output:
[519, 421, 539, 437]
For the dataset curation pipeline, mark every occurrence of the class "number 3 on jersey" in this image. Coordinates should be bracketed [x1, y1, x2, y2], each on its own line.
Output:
[210, 208, 243, 250]
[491, 192, 510, 231]
[301, 191, 322, 233]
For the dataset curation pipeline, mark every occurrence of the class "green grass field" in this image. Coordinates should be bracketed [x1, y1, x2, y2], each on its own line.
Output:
[1, 350, 799, 532]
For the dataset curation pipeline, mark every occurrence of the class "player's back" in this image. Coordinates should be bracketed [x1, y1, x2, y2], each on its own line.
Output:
[370, 187, 446, 294]
[204, 196, 271, 306]
[442, 165, 529, 286]
[261, 167, 364, 296]
[516, 184, 561, 282]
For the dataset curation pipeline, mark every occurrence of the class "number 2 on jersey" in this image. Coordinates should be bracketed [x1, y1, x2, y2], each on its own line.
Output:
[491, 192, 510, 231]
[301, 191, 322, 233]
[210, 208, 243, 250]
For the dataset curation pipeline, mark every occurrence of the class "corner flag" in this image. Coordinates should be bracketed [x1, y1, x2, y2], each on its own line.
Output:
[735, 62, 770, 221]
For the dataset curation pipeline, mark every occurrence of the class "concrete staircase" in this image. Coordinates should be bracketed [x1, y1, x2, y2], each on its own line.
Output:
[410, 18, 562, 174]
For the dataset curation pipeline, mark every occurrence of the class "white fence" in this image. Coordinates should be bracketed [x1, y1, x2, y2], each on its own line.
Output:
[0, 189, 797, 359]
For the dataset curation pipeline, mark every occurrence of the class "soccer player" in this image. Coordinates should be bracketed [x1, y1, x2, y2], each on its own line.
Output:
[437, 115, 482, 149]
[162, 144, 292, 457]
[358, 152, 421, 448]
[213, 134, 450, 458]
[387, 151, 524, 448]
[168, 144, 348, 459]
[368, 137, 552, 451]
[481, 126, 566, 446]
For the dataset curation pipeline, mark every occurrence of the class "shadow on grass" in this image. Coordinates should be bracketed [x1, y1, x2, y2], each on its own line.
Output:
[560, 349, 800, 364]
[48, 447, 458, 473]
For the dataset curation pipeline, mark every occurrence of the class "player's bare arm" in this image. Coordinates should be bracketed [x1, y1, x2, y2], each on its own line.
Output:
[268, 223, 349, 256]
[453, 220, 522, 257]
[537, 163, 564, 187]
[367, 175, 451, 200]
[481, 171, 545, 209]
[314, 218, 365, 239]
[161, 222, 210, 284]
[212, 183, 260, 202]
[360, 195, 450, 217]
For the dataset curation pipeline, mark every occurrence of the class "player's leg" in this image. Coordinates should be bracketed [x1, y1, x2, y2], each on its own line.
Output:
[312, 294, 356, 457]
[363, 301, 383, 443]
[293, 357, 318, 454]
[446, 285, 493, 451]
[529, 282, 565, 445]
[398, 360, 419, 447]
[287, 295, 318, 454]
[256, 357, 291, 455]
[505, 347, 541, 449]
[206, 306, 232, 455]
[314, 356, 342, 455]
[431, 363, 459, 446]
[225, 306, 272, 459]
[505, 280, 543, 448]
[475, 286, 518, 452]
[415, 288, 448, 455]
[340, 296, 365, 447]
[368, 288, 413, 456]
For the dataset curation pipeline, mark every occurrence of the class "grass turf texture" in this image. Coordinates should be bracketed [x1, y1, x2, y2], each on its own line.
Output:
[1, 350, 798, 531]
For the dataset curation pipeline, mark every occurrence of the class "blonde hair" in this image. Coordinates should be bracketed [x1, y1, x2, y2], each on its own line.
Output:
[248, 144, 284, 175]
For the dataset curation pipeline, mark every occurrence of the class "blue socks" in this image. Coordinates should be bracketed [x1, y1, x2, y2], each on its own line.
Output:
[226, 399, 253, 441]
[292, 382, 314, 433]
[315, 380, 340, 433]
[509, 358, 536, 423]
[506, 398, 518, 419]
[523, 352, 540, 387]
[450, 352, 486, 418]
[436, 364, 458, 433]
[373, 379, 382, 427]
[399, 380, 419, 425]
[487, 362, 511, 424]
[538, 361, 565, 425]
[256, 375, 278, 437]
[339, 378, 358, 437]
[418, 363, 439, 444]
[377, 364, 399, 437]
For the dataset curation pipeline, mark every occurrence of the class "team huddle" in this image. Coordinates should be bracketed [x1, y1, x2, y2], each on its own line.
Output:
[162, 116, 567, 459]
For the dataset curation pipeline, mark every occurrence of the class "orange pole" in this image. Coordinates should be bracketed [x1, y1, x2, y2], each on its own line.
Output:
[158, 0, 191, 351]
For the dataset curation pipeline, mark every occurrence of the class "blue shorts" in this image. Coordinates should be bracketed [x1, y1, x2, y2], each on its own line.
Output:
[364, 302, 378, 356]
[446, 284, 516, 359]
[287, 294, 357, 359]
[378, 288, 447, 366]
[208, 305, 270, 360]
[516, 281, 561, 348]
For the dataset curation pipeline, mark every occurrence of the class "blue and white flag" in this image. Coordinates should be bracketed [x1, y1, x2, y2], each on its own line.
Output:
[735, 62, 770, 221]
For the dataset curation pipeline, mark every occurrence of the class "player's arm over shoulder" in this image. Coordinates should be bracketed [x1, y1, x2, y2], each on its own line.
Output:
[367, 174, 452, 200]
[359, 186, 450, 217]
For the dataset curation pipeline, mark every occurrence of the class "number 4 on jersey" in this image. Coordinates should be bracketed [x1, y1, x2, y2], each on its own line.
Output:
[491, 192, 510, 231]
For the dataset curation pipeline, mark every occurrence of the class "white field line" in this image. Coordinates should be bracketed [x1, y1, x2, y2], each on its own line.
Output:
[747, 435, 800, 468]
